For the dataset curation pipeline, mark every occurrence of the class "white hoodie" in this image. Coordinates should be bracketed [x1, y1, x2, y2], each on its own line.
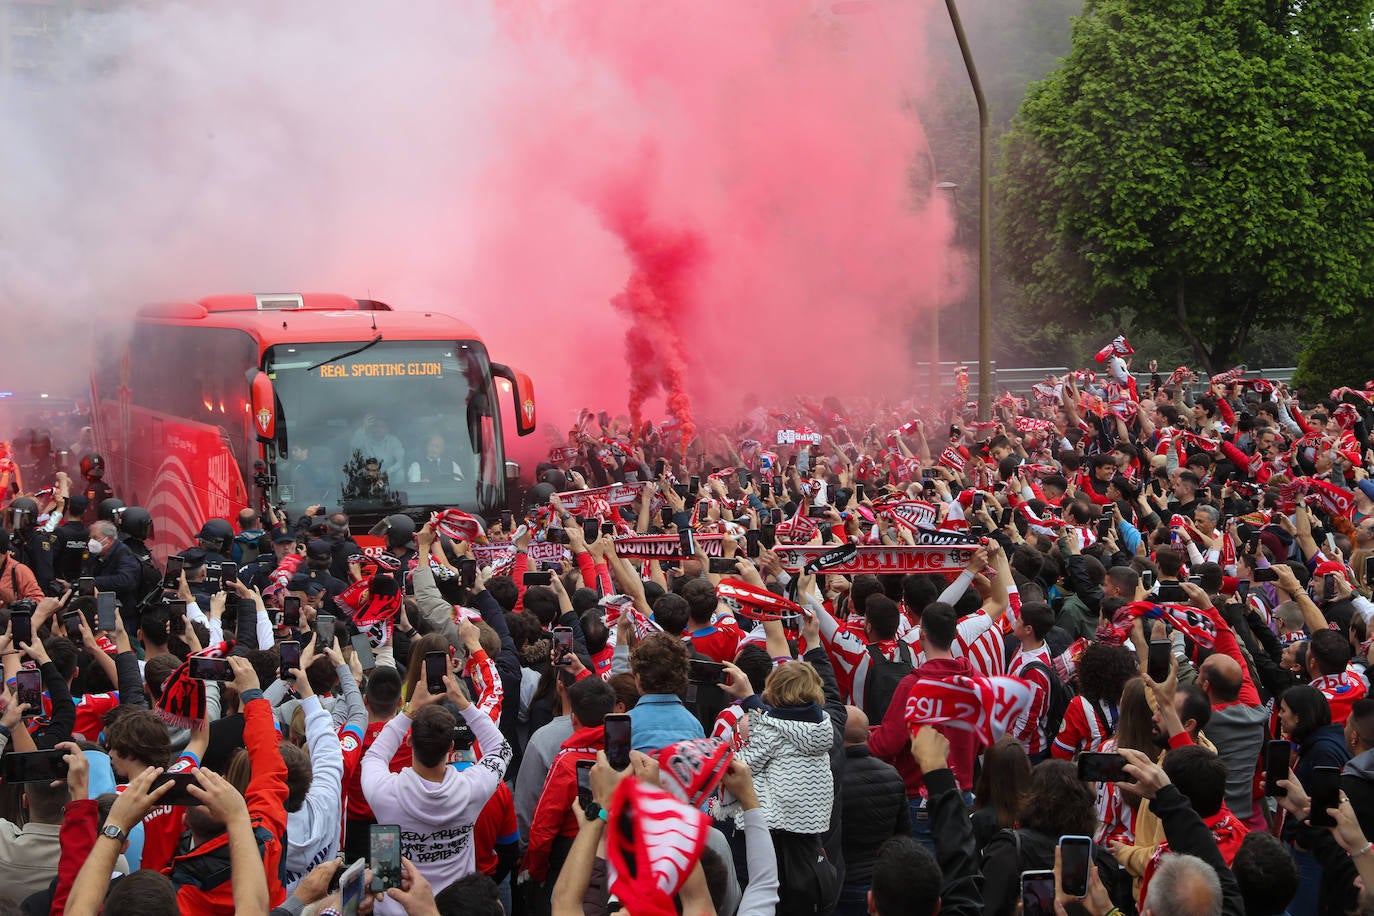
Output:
[361, 704, 511, 915]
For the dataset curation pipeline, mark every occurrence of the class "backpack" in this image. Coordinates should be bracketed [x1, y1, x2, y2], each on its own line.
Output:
[1016, 658, 1073, 747]
[864, 642, 915, 722]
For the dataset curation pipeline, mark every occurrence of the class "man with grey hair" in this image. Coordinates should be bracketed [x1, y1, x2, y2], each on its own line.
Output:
[84, 518, 144, 629]
[1143, 853, 1223, 916]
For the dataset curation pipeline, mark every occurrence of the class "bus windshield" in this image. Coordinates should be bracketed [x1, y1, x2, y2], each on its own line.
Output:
[264, 340, 504, 521]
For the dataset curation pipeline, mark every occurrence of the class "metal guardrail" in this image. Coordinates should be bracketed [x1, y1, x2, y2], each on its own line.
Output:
[914, 363, 1297, 400]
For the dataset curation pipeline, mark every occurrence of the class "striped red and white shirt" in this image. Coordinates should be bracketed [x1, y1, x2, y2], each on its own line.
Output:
[1052, 694, 1117, 759]
[1008, 643, 1053, 756]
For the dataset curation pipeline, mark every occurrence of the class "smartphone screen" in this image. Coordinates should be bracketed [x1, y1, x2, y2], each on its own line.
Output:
[458, 558, 477, 589]
[806, 505, 829, 519]
[97, 592, 118, 631]
[855, 483, 865, 502]
[582, 519, 600, 543]
[162, 555, 183, 589]
[660, 507, 675, 528]
[77, 576, 96, 597]
[522, 571, 552, 587]
[688, 658, 726, 686]
[10, 612, 32, 649]
[1076, 752, 1131, 783]
[1020, 870, 1057, 916]
[152, 770, 201, 807]
[500, 510, 514, 531]
[1366, 555, 1374, 586]
[604, 713, 632, 771]
[282, 595, 301, 628]
[601, 522, 616, 537]
[1264, 739, 1292, 797]
[1059, 836, 1093, 898]
[760, 526, 776, 550]
[62, 611, 84, 638]
[279, 641, 301, 681]
[1252, 567, 1279, 582]
[760, 481, 772, 501]
[424, 650, 448, 695]
[1141, 569, 1156, 590]
[1097, 518, 1112, 539]
[369, 824, 402, 891]
[575, 759, 595, 809]
[1324, 573, 1336, 601]
[350, 633, 376, 672]
[1000, 507, 1014, 528]
[188, 656, 233, 681]
[1148, 640, 1172, 684]
[654, 458, 666, 478]
[1308, 765, 1341, 827]
[15, 668, 43, 718]
[315, 614, 336, 648]
[2, 749, 68, 784]
[1235, 580, 1251, 602]
[679, 529, 696, 558]
[745, 529, 762, 558]
[220, 562, 238, 588]
[688, 475, 700, 495]
[552, 626, 574, 662]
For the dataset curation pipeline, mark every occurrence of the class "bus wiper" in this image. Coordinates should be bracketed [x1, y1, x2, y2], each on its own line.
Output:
[307, 333, 384, 372]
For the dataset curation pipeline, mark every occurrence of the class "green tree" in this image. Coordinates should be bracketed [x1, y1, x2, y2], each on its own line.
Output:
[997, 0, 1374, 371]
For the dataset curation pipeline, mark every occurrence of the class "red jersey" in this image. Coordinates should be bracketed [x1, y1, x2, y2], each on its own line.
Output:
[688, 623, 742, 663]
[73, 692, 121, 742]
[341, 719, 413, 821]
[1312, 670, 1368, 725]
[1008, 644, 1053, 756]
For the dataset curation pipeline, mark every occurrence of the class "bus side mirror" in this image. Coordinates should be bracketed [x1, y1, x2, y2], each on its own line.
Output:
[248, 370, 277, 443]
[491, 363, 536, 436]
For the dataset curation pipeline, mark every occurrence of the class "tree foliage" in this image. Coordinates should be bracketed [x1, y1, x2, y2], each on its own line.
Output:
[997, 0, 1374, 371]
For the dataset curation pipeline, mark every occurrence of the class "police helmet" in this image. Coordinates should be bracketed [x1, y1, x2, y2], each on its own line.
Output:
[5, 496, 38, 530]
[80, 453, 106, 479]
[121, 506, 153, 540]
[98, 497, 127, 524]
[383, 514, 416, 548]
[196, 518, 234, 553]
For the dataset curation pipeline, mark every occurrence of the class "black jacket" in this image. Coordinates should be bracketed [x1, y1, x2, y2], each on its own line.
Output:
[838, 745, 911, 887]
[1342, 749, 1374, 849]
[85, 540, 143, 616]
[1151, 782, 1245, 916]
[803, 644, 849, 891]
[925, 767, 981, 916]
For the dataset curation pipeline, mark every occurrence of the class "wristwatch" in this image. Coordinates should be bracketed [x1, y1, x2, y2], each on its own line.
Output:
[581, 800, 610, 823]
[100, 824, 128, 843]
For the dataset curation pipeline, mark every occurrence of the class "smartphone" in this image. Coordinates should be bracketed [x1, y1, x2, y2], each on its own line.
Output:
[672, 483, 689, 499]
[1148, 640, 1172, 684]
[745, 529, 762, 558]
[575, 758, 596, 810]
[1187, 574, 1204, 586]
[1157, 581, 1185, 602]
[500, 510, 514, 531]
[315, 614, 336, 648]
[1059, 836, 1093, 898]
[424, 650, 448, 695]
[162, 552, 184, 587]
[604, 713, 632, 771]
[760, 526, 777, 550]
[688, 475, 700, 495]
[338, 857, 367, 916]
[161, 598, 185, 636]
[281, 595, 301, 628]
[921, 468, 937, 479]
[552, 626, 574, 662]
[654, 458, 666, 478]
[369, 824, 402, 892]
[77, 576, 96, 597]
[10, 611, 32, 649]
[708, 557, 739, 575]
[152, 770, 201, 806]
[855, 482, 865, 503]
[458, 557, 477, 589]
[97, 592, 118, 631]
[350, 633, 377, 672]
[1076, 751, 1131, 783]
[2, 749, 68, 784]
[1366, 555, 1374, 585]
[1000, 507, 1014, 528]
[219, 562, 238, 588]
[1324, 573, 1336, 601]
[601, 522, 617, 537]
[1097, 517, 1112, 539]
[1020, 870, 1057, 916]
[679, 528, 696, 558]
[279, 640, 301, 681]
[688, 658, 726, 686]
[1253, 567, 1279, 582]
[15, 668, 43, 719]
[62, 611, 84, 637]
[770, 507, 784, 525]
[544, 527, 569, 546]
[697, 500, 712, 518]
[582, 518, 600, 543]
[188, 656, 233, 681]
[522, 571, 553, 587]
[1308, 765, 1341, 827]
[1235, 580, 1251, 602]
[806, 505, 829, 519]
[660, 506, 674, 528]
[1141, 569, 1156, 590]
[1264, 739, 1292, 797]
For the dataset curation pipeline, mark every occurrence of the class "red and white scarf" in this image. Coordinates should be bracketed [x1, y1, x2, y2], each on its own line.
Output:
[904, 674, 1035, 745]
[606, 778, 711, 916]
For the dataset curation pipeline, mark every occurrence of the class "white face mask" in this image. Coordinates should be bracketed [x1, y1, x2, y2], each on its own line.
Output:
[87, 538, 104, 555]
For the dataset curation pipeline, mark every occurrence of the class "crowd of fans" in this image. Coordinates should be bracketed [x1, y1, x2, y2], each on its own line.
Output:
[0, 341, 1373, 915]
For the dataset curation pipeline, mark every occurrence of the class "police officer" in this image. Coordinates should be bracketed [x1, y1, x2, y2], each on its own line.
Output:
[193, 519, 234, 568]
[119, 506, 162, 608]
[304, 538, 347, 598]
[78, 454, 114, 526]
[20, 430, 60, 490]
[243, 528, 298, 591]
[45, 494, 90, 595]
[178, 548, 219, 606]
[4, 496, 42, 572]
[98, 498, 127, 530]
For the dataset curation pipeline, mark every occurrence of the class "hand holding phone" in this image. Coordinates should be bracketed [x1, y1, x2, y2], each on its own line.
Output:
[424, 650, 448, 695]
[604, 713, 632, 771]
[1264, 740, 1292, 797]
[1058, 836, 1093, 898]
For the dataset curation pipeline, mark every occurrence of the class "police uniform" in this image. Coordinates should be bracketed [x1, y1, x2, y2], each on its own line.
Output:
[51, 518, 90, 591]
[81, 479, 114, 526]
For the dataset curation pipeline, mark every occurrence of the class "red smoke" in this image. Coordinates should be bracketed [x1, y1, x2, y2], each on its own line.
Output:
[602, 180, 701, 450]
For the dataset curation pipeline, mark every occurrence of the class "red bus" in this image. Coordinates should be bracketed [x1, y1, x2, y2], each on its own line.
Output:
[91, 293, 535, 558]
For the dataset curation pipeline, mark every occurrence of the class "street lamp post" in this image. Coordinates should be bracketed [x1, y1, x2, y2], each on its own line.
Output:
[943, 0, 991, 421]
[934, 180, 959, 404]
